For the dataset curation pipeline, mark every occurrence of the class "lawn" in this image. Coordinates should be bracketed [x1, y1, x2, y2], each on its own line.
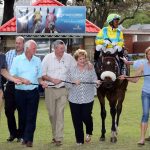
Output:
[0, 78, 150, 150]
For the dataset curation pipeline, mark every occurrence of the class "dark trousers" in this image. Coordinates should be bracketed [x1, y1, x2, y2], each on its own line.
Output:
[69, 101, 94, 143]
[15, 88, 39, 142]
[4, 82, 18, 137]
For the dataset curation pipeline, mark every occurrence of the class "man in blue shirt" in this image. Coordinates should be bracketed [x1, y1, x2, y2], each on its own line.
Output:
[0, 53, 21, 116]
[10, 39, 47, 147]
[4, 36, 24, 142]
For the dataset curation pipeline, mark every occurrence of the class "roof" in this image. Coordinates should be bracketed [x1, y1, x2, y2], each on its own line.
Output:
[128, 24, 150, 30]
[0, 0, 100, 35]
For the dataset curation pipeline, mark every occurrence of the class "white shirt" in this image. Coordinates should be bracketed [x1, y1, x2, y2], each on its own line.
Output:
[42, 52, 76, 88]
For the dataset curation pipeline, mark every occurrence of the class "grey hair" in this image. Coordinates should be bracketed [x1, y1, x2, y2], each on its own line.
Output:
[16, 36, 25, 43]
[24, 40, 37, 52]
[52, 40, 65, 49]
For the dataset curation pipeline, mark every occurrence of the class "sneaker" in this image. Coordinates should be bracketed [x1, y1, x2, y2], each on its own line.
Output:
[26, 141, 33, 147]
[51, 138, 56, 144]
[76, 143, 83, 146]
[85, 134, 91, 143]
[7, 135, 16, 142]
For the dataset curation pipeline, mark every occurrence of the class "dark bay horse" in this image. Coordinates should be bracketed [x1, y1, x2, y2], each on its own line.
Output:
[94, 50, 128, 143]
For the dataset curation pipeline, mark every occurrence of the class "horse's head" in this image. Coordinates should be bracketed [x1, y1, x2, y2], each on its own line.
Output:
[95, 50, 120, 88]
[45, 8, 56, 33]
[33, 8, 42, 33]
[17, 8, 29, 33]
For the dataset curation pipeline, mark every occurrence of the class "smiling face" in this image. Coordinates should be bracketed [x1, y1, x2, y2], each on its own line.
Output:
[77, 55, 86, 67]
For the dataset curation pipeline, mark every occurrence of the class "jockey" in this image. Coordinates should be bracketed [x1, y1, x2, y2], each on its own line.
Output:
[95, 13, 126, 75]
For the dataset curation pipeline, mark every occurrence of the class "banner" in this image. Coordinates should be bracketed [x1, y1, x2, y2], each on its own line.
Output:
[16, 6, 86, 33]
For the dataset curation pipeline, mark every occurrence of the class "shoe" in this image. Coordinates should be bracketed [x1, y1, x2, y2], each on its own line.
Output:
[85, 134, 91, 143]
[7, 135, 16, 142]
[137, 141, 145, 146]
[76, 143, 83, 146]
[51, 138, 56, 144]
[17, 138, 23, 142]
[145, 136, 150, 141]
[26, 141, 33, 147]
[21, 140, 27, 145]
[55, 141, 62, 146]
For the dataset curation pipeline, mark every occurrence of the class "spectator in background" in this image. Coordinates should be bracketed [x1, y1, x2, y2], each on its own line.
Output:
[10, 40, 47, 147]
[4, 36, 24, 142]
[65, 49, 101, 145]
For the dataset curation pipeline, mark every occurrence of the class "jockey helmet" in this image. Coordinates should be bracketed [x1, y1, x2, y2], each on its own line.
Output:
[107, 14, 121, 24]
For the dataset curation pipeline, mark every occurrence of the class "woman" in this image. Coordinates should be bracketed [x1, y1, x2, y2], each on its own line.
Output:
[0, 53, 21, 115]
[119, 46, 150, 145]
[65, 49, 100, 145]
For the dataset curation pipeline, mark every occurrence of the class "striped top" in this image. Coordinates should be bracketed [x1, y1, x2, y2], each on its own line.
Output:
[5, 49, 17, 71]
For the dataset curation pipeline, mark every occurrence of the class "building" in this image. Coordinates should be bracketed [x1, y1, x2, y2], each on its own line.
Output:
[0, 0, 101, 61]
[0, 0, 150, 59]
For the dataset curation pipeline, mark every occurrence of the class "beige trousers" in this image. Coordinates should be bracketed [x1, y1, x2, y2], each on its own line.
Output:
[45, 87, 68, 141]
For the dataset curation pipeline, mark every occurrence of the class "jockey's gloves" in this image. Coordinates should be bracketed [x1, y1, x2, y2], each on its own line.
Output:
[112, 42, 117, 46]
[114, 45, 122, 52]
[104, 40, 111, 46]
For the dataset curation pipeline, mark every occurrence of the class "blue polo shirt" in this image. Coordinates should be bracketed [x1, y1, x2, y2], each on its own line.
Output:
[10, 53, 42, 90]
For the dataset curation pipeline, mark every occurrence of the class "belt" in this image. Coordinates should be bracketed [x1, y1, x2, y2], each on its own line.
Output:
[16, 88, 38, 93]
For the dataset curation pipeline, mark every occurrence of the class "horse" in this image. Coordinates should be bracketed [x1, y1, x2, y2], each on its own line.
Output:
[17, 8, 29, 33]
[94, 48, 129, 143]
[32, 8, 43, 33]
[42, 8, 57, 33]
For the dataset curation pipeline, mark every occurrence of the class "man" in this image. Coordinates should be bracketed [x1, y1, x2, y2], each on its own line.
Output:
[42, 40, 76, 146]
[10, 40, 47, 147]
[0, 53, 21, 115]
[95, 13, 125, 74]
[4, 36, 24, 142]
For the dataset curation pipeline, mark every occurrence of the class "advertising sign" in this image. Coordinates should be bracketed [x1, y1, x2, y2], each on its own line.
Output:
[16, 6, 86, 33]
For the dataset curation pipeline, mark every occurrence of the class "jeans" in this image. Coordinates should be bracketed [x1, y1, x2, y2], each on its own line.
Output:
[141, 91, 150, 123]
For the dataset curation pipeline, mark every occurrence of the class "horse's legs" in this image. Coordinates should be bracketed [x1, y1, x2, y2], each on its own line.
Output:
[116, 102, 123, 127]
[108, 94, 118, 143]
[110, 105, 117, 132]
[100, 102, 106, 141]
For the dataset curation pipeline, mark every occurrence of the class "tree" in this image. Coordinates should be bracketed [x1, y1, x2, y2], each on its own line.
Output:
[1, 0, 15, 25]
[68, 0, 150, 28]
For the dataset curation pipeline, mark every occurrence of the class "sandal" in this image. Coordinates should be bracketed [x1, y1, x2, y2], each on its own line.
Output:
[85, 134, 91, 143]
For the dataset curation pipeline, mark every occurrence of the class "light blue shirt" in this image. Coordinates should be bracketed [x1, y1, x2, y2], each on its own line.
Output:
[133, 59, 147, 69]
[142, 62, 150, 93]
[10, 53, 42, 90]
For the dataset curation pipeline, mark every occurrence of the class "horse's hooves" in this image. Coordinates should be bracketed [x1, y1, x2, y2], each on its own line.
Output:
[110, 137, 117, 143]
[99, 137, 105, 141]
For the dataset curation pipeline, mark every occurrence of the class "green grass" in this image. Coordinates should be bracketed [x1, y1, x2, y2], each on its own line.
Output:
[0, 78, 150, 150]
